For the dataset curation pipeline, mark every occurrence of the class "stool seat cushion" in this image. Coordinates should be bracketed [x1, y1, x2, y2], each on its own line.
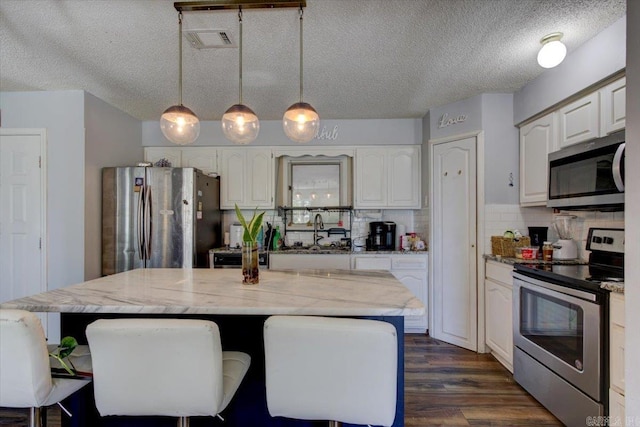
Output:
[264, 316, 397, 426]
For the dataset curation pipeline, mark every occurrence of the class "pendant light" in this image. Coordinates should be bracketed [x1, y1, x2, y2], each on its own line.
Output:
[537, 32, 567, 69]
[160, 12, 200, 145]
[222, 8, 260, 145]
[283, 6, 319, 143]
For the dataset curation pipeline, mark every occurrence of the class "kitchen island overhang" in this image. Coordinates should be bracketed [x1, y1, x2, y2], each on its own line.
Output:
[1, 268, 425, 427]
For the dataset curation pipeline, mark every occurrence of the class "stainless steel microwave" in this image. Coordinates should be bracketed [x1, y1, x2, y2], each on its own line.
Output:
[548, 130, 625, 211]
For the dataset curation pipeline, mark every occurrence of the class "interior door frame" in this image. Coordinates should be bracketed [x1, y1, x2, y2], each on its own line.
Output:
[0, 128, 48, 328]
[428, 130, 486, 353]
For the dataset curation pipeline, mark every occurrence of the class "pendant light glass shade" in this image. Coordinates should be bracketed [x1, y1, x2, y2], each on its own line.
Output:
[223, 8, 259, 144]
[161, 105, 201, 145]
[161, 12, 200, 145]
[283, 7, 318, 143]
[222, 104, 260, 145]
[537, 32, 566, 69]
[283, 102, 319, 143]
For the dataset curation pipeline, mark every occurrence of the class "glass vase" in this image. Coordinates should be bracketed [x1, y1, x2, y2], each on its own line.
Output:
[241, 242, 259, 285]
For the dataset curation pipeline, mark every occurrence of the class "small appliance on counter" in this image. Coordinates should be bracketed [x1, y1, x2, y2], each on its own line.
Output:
[528, 226, 548, 256]
[367, 221, 396, 251]
[552, 215, 578, 260]
[229, 224, 243, 249]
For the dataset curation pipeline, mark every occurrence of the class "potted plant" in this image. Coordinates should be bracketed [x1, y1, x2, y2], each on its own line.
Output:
[235, 204, 265, 284]
[49, 336, 79, 376]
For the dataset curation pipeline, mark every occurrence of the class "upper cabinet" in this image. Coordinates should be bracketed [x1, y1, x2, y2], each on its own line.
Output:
[144, 147, 183, 168]
[558, 92, 600, 149]
[219, 148, 274, 209]
[600, 77, 626, 136]
[557, 77, 626, 150]
[354, 146, 421, 209]
[519, 113, 558, 206]
[144, 147, 218, 175]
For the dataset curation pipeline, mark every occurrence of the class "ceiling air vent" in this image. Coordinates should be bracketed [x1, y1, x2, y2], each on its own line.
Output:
[183, 30, 236, 49]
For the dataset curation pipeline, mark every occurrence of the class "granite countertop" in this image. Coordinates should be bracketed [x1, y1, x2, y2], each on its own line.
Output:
[600, 281, 624, 294]
[211, 247, 427, 255]
[484, 254, 588, 265]
[0, 268, 425, 317]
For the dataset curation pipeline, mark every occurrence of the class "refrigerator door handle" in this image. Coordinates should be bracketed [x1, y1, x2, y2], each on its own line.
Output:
[144, 185, 152, 259]
[137, 185, 146, 260]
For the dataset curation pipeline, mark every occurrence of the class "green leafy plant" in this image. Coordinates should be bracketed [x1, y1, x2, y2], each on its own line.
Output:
[49, 336, 78, 375]
[235, 204, 265, 244]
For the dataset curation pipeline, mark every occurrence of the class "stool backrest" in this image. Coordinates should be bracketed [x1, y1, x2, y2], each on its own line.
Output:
[264, 316, 398, 426]
[86, 318, 224, 417]
[0, 309, 53, 408]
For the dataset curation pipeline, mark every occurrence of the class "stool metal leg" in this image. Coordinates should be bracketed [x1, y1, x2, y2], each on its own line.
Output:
[328, 421, 342, 427]
[28, 407, 42, 427]
[177, 416, 190, 427]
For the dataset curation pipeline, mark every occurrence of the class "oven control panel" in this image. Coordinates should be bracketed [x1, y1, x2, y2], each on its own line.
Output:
[587, 228, 625, 253]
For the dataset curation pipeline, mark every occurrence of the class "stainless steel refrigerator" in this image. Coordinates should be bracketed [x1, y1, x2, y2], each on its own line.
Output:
[102, 167, 221, 275]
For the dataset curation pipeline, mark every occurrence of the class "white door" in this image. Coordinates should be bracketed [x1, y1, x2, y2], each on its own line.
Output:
[431, 136, 477, 351]
[0, 130, 47, 313]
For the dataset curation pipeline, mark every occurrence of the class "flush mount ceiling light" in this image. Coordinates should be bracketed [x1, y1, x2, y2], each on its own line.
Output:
[537, 32, 567, 69]
[282, 6, 319, 143]
[160, 12, 201, 145]
[221, 7, 260, 144]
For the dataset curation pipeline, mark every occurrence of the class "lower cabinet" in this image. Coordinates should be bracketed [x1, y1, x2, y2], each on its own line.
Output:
[484, 260, 513, 372]
[352, 253, 428, 333]
[609, 292, 625, 423]
[268, 254, 351, 270]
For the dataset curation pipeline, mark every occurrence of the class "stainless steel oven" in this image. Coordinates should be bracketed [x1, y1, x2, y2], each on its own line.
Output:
[512, 228, 624, 426]
[209, 249, 269, 269]
[548, 130, 625, 211]
[513, 272, 605, 425]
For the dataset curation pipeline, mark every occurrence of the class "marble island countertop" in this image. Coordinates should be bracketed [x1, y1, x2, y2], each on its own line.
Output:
[0, 268, 425, 317]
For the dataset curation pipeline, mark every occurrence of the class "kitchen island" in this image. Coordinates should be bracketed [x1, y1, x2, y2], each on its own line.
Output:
[1, 268, 424, 427]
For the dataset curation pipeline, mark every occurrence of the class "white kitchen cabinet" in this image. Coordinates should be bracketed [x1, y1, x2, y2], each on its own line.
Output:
[352, 253, 428, 333]
[484, 260, 513, 372]
[519, 113, 558, 206]
[558, 91, 600, 149]
[219, 148, 274, 209]
[144, 147, 218, 175]
[269, 254, 351, 270]
[181, 147, 218, 175]
[610, 293, 625, 393]
[609, 292, 625, 424]
[600, 77, 626, 136]
[144, 147, 182, 167]
[354, 146, 420, 209]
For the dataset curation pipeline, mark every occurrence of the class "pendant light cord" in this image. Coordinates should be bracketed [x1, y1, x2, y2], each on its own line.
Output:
[299, 6, 303, 103]
[178, 12, 183, 106]
[239, 8, 243, 105]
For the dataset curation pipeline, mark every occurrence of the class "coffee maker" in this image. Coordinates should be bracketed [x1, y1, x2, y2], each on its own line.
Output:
[368, 221, 396, 250]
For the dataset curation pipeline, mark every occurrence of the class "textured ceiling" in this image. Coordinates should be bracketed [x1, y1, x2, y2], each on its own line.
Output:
[0, 0, 626, 121]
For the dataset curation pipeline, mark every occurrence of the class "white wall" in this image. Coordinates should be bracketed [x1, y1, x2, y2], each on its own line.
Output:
[142, 118, 422, 147]
[513, 16, 626, 124]
[625, 2, 639, 418]
[481, 94, 519, 205]
[0, 90, 86, 340]
[84, 92, 142, 280]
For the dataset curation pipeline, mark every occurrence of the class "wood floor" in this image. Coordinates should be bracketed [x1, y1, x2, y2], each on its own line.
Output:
[0, 334, 562, 427]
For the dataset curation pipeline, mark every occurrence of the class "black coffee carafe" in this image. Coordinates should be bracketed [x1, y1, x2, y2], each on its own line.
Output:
[528, 226, 548, 255]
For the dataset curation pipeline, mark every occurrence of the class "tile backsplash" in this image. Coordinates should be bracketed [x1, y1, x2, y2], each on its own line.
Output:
[484, 204, 625, 260]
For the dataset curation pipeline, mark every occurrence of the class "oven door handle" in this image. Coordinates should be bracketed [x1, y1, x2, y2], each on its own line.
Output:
[512, 272, 597, 302]
[612, 142, 625, 192]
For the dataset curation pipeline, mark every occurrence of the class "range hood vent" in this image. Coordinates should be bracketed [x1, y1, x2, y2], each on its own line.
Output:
[183, 30, 235, 49]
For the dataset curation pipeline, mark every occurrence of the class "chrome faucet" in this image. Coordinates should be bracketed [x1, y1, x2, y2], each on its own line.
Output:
[313, 213, 324, 245]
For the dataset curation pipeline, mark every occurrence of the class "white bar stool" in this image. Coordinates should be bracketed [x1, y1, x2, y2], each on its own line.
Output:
[86, 318, 250, 427]
[264, 315, 398, 427]
[0, 309, 92, 427]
